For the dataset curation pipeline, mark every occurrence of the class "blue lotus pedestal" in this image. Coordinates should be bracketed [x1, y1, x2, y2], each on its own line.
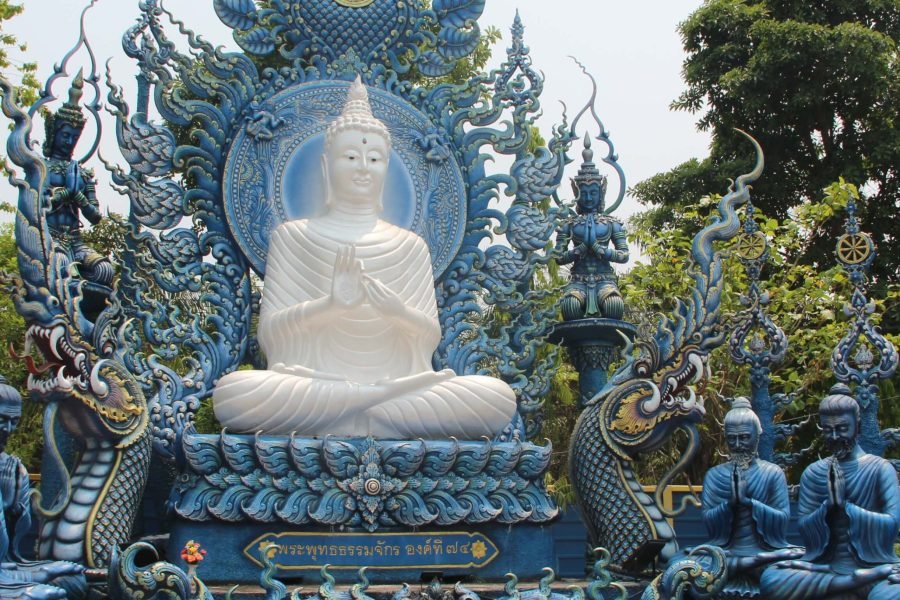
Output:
[168, 432, 560, 583]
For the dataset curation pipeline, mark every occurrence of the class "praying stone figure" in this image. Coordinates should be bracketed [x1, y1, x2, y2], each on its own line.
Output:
[0, 377, 85, 599]
[213, 77, 517, 439]
[693, 397, 803, 598]
[554, 134, 628, 321]
[42, 71, 113, 290]
[760, 384, 900, 600]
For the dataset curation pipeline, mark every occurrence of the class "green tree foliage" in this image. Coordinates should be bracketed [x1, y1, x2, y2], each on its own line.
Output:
[0, 215, 42, 471]
[624, 181, 899, 484]
[633, 0, 900, 281]
[0, 1, 38, 108]
[540, 181, 898, 499]
[0, 0, 41, 469]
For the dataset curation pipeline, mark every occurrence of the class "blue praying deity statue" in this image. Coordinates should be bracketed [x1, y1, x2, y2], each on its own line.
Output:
[42, 71, 113, 292]
[673, 397, 802, 598]
[555, 134, 628, 321]
[760, 384, 900, 599]
[0, 377, 85, 599]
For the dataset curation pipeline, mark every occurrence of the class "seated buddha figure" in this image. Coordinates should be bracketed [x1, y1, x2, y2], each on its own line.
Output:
[760, 385, 900, 600]
[213, 77, 517, 439]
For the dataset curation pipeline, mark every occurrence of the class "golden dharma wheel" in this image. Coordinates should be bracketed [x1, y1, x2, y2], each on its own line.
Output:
[734, 231, 767, 260]
[836, 233, 873, 265]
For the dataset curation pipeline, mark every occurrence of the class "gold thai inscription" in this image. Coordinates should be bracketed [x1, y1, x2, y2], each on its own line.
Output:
[244, 532, 498, 570]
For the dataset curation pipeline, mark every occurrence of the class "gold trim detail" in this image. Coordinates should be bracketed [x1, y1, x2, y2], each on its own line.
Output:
[836, 233, 873, 265]
[86, 449, 123, 568]
[243, 531, 499, 570]
[734, 231, 767, 260]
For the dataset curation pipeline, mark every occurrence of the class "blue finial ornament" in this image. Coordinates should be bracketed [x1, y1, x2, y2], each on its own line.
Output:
[729, 202, 810, 466]
[831, 198, 898, 457]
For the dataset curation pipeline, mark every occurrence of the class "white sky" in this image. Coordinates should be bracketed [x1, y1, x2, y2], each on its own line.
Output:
[2, 0, 711, 225]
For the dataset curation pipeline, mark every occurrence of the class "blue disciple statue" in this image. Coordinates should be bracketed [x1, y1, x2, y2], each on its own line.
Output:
[674, 397, 802, 598]
[554, 134, 628, 321]
[0, 377, 85, 599]
[42, 71, 113, 292]
[760, 384, 900, 599]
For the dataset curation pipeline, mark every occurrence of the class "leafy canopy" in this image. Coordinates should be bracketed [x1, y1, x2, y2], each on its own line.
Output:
[633, 0, 900, 281]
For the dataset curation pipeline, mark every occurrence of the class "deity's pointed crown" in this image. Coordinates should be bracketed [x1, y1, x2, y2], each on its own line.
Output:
[43, 69, 87, 157]
[571, 133, 608, 198]
[325, 75, 391, 149]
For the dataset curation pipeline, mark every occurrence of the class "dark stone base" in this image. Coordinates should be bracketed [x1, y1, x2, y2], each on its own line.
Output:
[168, 520, 559, 584]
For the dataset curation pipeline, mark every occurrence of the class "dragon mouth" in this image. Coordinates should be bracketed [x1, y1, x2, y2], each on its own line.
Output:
[15, 323, 91, 396]
[661, 352, 708, 416]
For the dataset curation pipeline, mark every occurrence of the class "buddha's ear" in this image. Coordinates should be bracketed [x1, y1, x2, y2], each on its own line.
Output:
[321, 154, 332, 208]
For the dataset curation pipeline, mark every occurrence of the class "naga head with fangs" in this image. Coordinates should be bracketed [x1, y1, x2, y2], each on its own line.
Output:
[14, 314, 145, 444]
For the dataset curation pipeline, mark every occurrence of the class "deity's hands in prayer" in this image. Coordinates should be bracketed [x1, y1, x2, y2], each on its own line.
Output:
[731, 465, 751, 507]
[827, 458, 846, 509]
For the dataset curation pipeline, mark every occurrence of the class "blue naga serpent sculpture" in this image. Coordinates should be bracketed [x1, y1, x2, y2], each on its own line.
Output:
[0, 62, 151, 572]
[570, 132, 764, 566]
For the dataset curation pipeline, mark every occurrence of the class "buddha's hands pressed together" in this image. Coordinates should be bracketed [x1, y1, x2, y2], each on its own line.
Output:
[331, 245, 365, 309]
[364, 275, 405, 317]
[364, 274, 436, 337]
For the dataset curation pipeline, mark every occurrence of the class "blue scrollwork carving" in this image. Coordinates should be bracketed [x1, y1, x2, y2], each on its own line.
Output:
[830, 198, 898, 457]
[172, 430, 556, 530]
[728, 202, 811, 466]
[571, 133, 765, 566]
[97, 0, 575, 460]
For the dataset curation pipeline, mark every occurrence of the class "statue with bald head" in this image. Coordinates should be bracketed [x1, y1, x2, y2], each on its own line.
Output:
[761, 385, 900, 599]
[213, 77, 517, 439]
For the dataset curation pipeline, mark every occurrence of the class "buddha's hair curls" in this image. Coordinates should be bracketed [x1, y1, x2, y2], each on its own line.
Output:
[325, 76, 391, 151]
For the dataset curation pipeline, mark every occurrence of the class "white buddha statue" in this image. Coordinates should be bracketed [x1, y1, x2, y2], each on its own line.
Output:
[213, 77, 517, 439]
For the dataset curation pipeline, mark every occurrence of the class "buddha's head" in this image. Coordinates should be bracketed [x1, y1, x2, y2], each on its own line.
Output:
[43, 70, 87, 161]
[571, 133, 608, 215]
[323, 76, 392, 212]
[819, 383, 859, 460]
[0, 377, 22, 454]
[724, 397, 761, 468]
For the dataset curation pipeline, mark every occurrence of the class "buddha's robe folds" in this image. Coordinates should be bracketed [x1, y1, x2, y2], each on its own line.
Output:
[214, 218, 517, 439]
[760, 454, 900, 600]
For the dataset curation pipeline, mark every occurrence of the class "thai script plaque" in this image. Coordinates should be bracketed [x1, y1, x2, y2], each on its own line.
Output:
[244, 531, 498, 570]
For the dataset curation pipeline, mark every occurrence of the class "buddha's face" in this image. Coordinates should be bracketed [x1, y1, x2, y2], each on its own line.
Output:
[0, 403, 21, 454]
[50, 123, 82, 161]
[725, 421, 758, 468]
[821, 411, 857, 459]
[324, 129, 389, 209]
